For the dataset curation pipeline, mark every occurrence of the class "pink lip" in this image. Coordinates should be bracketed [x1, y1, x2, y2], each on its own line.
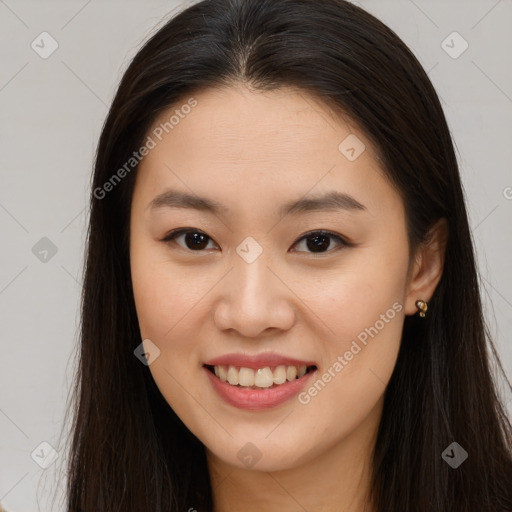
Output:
[204, 352, 316, 369]
[203, 356, 318, 411]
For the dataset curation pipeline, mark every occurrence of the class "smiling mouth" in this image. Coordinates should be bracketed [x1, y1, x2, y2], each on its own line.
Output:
[204, 364, 318, 390]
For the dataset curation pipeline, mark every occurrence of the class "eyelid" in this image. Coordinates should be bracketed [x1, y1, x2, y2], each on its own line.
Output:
[161, 227, 210, 243]
[291, 229, 348, 254]
[161, 227, 219, 250]
[161, 228, 349, 253]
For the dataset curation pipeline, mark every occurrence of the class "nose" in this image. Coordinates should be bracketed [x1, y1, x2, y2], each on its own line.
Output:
[213, 252, 296, 338]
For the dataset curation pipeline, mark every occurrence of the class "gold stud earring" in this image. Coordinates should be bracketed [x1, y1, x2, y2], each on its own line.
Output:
[415, 299, 428, 317]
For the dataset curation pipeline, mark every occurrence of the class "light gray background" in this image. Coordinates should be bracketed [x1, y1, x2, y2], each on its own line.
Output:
[0, 1, 511, 510]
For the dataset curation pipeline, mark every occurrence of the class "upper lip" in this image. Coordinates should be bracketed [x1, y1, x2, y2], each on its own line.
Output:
[203, 352, 317, 369]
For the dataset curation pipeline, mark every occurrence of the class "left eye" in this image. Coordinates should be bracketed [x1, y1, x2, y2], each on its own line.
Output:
[292, 230, 347, 254]
[162, 229, 347, 254]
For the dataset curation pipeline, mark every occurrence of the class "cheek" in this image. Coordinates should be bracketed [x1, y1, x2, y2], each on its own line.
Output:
[130, 243, 212, 340]
[293, 250, 408, 348]
[293, 250, 407, 412]
[130, 251, 211, 420]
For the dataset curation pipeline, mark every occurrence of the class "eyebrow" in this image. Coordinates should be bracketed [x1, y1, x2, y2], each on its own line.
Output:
[147, 189, 367, 216]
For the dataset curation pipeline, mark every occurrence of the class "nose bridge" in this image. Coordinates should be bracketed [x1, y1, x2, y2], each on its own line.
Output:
[213, 238, 295, 336]
[231, 241, 275, 310]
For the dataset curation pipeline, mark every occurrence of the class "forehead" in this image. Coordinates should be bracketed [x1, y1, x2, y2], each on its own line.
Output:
[134, 84, 399, 218]
[149, 84, 376, 159]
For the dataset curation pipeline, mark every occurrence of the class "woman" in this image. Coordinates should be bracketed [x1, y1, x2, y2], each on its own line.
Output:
[63, 0, 512, 510]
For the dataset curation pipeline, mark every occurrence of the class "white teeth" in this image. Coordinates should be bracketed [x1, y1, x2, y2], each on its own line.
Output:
[273, 365, 287, 385]
[286, 366, 297, 381]
[238, 367, 255, 387]
[211, 364, 311, 388]
[227, 365, 239, 385]
[218, 365, 228, 382]
[254, 367, 274, 388]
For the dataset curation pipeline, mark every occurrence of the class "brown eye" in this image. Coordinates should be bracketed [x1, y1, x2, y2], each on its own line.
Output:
[162, 228, 347, 254]
[162, 229, 218, 251]
[292, 230, 347, 254]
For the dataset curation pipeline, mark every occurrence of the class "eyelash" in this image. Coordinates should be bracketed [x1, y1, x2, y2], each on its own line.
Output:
[161, 228, 349, 255]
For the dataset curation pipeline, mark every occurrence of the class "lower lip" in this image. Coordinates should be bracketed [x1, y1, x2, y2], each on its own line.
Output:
[204, 366, 316, 410]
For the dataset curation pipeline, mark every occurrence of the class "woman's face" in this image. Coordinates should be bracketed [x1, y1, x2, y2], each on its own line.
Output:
[130, 85, 417, 472]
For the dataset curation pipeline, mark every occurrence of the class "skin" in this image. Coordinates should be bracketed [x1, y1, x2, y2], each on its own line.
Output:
[129, 84, 448, 512]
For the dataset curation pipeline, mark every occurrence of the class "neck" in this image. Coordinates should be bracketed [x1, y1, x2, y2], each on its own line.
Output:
[206, 397, 383, 512]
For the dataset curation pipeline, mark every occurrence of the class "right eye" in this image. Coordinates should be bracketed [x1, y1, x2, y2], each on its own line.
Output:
[161, 228, 219, 251]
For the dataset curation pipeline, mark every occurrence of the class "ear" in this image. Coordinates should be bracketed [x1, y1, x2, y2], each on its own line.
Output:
[404, 218, 449, 316]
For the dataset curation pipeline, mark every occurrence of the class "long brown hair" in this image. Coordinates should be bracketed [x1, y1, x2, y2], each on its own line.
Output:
[62, 0, 512, 510]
